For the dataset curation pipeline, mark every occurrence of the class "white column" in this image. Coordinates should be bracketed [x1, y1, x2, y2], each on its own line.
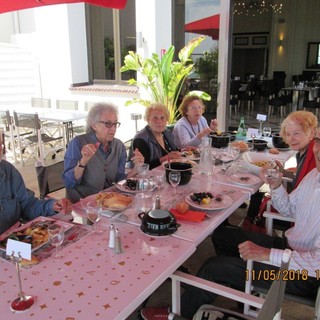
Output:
[135, 0, 172, 59]
[217, 0, 232, 132]
[33, 4, 88, 99]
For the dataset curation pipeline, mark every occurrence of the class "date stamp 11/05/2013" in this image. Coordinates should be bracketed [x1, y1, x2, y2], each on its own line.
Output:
[245, 269, 320, 281]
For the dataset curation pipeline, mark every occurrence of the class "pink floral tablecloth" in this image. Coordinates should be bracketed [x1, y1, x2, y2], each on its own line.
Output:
[0, 220, 195, 320]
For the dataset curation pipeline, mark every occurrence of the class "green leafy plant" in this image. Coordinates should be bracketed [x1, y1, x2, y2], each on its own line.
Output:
[120, 36, 211, 124]
[194, 44, 219, 82]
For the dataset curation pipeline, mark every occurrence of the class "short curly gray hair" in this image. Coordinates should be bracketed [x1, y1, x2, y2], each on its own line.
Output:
[86, 102, 119, 133]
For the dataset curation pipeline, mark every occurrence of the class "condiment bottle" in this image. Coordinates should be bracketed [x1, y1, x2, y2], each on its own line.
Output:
[108, 224, 115, 248]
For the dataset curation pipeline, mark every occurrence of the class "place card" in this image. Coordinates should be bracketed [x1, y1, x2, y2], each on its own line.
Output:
[6, 239, 31, 260]
[247, 128, 259, 138]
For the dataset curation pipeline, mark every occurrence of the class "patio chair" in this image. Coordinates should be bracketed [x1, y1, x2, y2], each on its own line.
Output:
[31, 97, 52, 108]
[35, 160, 65, 199]
[13, 111, 65, 165]
[171, 249, 292, 320]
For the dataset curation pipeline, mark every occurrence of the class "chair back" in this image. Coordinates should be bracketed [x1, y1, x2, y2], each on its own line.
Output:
[56, 99, 78, 110]
[13, 112, 41, 130]
[35, 160, 65, 199]
[31, 97, 51, 108]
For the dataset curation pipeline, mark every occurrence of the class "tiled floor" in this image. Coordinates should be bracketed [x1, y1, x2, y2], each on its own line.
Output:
[6, 99, 316, 320]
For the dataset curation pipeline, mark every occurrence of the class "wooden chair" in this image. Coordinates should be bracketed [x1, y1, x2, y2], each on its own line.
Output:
[171, 250, 292, 320]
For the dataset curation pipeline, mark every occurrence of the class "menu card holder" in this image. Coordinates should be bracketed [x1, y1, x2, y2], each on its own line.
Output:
[7, 240, 35, 312]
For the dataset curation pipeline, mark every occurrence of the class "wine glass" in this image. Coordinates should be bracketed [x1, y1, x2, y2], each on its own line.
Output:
[264, 166, 280, 199]
[168, 171, 181, 196]
[154, 173, 166, 191]
[48, 224, 65, 258]
[86, 202, 102, 233]
[263, 127, 272, 137]
[219, 147, 234, 173]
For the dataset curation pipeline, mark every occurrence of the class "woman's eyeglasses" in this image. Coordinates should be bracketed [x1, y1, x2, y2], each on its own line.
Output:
[99, 121, 121, 128]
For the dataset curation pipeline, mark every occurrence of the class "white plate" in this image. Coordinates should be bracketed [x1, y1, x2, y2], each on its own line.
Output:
[79, 192, 134, 212]
[0, 217, 73, 252]
[116, 179, 156, 193]
[229, 173, 261, 186]
[181, 151, 201, 161]
[185, 193, 233, 211]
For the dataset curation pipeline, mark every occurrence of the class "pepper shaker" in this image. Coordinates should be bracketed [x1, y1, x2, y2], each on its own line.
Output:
[114, 228, 124, 254]
[108, 224, 115, 248]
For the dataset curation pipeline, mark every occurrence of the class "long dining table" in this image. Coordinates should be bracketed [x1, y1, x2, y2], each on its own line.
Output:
[0, 148, 295, 319]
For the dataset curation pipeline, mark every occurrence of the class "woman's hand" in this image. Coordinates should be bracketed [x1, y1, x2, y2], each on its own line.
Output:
[53, 198, 73, 214]
[238, 241, 270, 261]
[210, 119, 218, 131]
[167, 151, 181, 160]
[80, 142, 100, 165]
[259, 165, 283, 190]
[197, 127, 212, 139]
[130, 148, 144, 166]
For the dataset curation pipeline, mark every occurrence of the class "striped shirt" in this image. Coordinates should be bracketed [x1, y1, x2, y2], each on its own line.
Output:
[270, 168, 320, 277]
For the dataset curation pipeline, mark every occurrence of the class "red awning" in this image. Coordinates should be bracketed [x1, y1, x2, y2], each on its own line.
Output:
[0, 0, 127, 14]
[185, 14, 220, 40]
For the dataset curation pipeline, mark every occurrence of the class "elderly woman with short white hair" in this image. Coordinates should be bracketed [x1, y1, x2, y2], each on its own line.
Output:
[63, 102, 143, 203]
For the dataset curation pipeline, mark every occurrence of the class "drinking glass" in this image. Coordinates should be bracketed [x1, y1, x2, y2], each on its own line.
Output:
[264, 166, 280, 199]
[86, 202, 102, 233]
[135, 192, 153, 213]
[263, 127, 272, 137]
[48, 224, 65, 258]
[168, 171, 181, 196]
[136, 163, 150, 178]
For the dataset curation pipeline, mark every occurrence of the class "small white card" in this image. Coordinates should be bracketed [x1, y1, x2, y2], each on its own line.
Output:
[6, 239, 31, 260]
[257, 114, 267, 121]
[247, 128, 259, 138]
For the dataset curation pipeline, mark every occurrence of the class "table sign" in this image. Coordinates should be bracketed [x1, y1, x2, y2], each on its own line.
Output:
[6, 240, 35, 313]
[256, 114, 267, 121]
[247, 128, 259, 138]
[256, 114, 267, 135]
[6, 239, 31, 260]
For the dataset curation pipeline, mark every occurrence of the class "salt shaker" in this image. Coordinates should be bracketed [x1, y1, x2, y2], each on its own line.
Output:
[108, 224, 115, 248]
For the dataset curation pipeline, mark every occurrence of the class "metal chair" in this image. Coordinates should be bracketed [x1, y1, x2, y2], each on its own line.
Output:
[56, 99, 78, 110]
[13, 111, 65, 165]
[171, 250, 292, 320]
[35, 160, 65, 199]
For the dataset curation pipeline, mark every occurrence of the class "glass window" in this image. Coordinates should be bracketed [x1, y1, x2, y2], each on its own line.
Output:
[87, 2, 136, 83]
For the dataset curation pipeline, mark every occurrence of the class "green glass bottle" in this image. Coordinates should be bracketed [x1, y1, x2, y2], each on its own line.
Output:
[236, 117, 246, 140]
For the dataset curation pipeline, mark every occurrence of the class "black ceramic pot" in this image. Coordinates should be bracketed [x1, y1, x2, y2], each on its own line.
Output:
[139, 209, 179, 236]
[272, 133, 289, 149]
[163, 162, 193, 185]
[247, 139, 268, 151]
[209, 133, 230, 148]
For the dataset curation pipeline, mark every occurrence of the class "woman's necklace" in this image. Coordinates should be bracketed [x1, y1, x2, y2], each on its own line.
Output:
[186, 118, 200, 136]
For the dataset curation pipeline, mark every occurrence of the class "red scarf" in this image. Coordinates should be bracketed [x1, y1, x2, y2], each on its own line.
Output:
[294, 139, 315, 188]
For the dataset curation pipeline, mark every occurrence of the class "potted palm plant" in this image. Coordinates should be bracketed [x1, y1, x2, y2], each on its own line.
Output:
[120, 36, 211, 124]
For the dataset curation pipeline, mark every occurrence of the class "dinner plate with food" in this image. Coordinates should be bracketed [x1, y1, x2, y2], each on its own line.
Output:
[0, 217, 72, 252]
[116, 178, 156, 193]
[80, 191, 134, 212]
[229, 173, 261, 186]
[181, 149, 201, 161]
[185, 192, 233, 211]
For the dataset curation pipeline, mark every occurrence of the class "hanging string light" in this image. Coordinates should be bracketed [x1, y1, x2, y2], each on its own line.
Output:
[233, 0, 283, 16]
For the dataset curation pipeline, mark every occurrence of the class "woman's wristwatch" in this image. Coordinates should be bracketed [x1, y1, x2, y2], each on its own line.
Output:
[78, 160, 86, 168]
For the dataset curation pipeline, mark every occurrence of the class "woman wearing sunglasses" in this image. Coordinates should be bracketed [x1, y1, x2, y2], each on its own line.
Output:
[63, 102, 143, 203]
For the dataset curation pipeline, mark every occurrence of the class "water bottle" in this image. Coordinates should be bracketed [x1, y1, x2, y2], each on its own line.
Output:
[199, 136, 213, 175]
[236, 117, 246, 140]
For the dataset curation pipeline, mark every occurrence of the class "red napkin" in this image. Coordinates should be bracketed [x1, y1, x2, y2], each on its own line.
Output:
[170, 208, 206, 222]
